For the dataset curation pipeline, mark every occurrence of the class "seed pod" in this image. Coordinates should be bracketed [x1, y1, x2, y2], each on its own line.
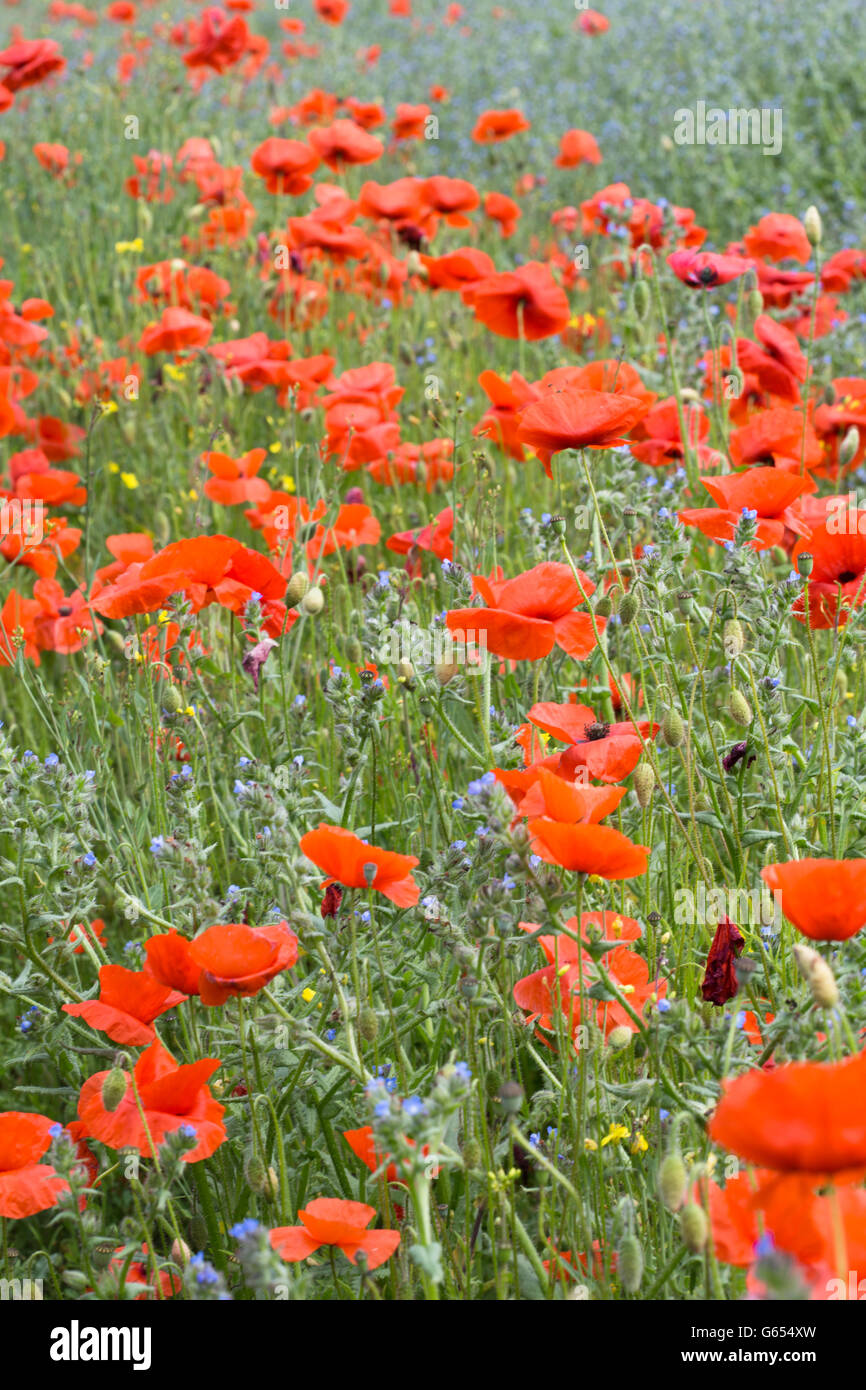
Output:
[618, 590, 640, 625]
[803, 205, 823, 247]
[658, 1152, 688, 1212]
[662, 708, 685, 747]
[302, 585, 325, 615]
[723, 618, 745, 658]
[161, 683, 184, 714]
[633, 760, 656, 808]
[679, 1202, 709, 1252]
[797, 551, 814, 579]
[358, 1005, 379, 1041]
[727, 689, 753, 727]
[618, 1233, 644, 1293]
[792, 943, 838, 1009]
[498, 1080, 524, 1114]
[101, 1067, 127, 1113]
[286, 571, 310, 605]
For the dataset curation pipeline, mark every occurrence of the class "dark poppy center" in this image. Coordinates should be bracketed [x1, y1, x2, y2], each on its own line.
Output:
[837, 570, 858, 584]
[583, 721, 611, 741]
[58, 605, 73, 616]
[698, 265, 718, 285]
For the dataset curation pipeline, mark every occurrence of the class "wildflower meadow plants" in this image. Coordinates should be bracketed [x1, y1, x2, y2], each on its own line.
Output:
[0, 0, 865, 1334]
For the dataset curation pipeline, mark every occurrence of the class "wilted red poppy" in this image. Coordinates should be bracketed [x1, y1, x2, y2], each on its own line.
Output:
[299, 823, 419, 906]
[0, 1112, 69, 1218]
[527, 820, 649, 879]
[78, 1039, 225, 1162]
[471, 108, 530, 143]
[708, 1051, 866, 1180]
[701, 917, 745, 1005]
[270, 1197, 400, 1267]
[445, 561, 598, 662]
[462, 262, 569, 343]
[516, 388, 650, 474]
[760, 859, 866, 941]
[187, 921, 299, 1006]
[62, 966, 186, 1045]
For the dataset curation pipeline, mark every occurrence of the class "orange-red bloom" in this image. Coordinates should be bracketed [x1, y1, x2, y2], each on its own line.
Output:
[0, 1112, 69, 1218]
[760, 859, 866, 941]
[299, 824, 420, 906]
[187, 922, 299, 1006]
[270, 1197, 400, 1268]
[446, 562, 599, 663]
[63, 966, 187, 1045]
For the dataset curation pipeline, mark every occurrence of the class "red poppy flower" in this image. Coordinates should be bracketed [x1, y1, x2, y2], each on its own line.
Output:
[760, 859, 866, 941]
[63, 966, 186, 1045]
[445, 561, 599, 662]
[743, 213, 811, 265]
[308, 120, 384, 170]
[791, 519, 866, 628]
[33, 142, 70, 176]
[528, 700, 658, 782]
[270, 1197, 400, 1268]
[138, 307, 213, 355]
[471, 108, 530, 143]
[143, 929, 203, 995]
[708, 1051, 866, 1180]
[0, 39, 66, 92]
[527, 819, 649, 879]
[679, 467, 813, 550]
[554, 129, 602, 167]
[343, 1126, 433, 1185]
[701, 917, 745, 1005]
[77, 1039, 225, 1162]
[187, 921, 299, 1006]
[104, 1246, 181, 1300]
[422, 175, 479, 224]
[250, 137, 321, 195]
[516, 388, 650, 475]
[514, 765, 625, 827]
[203, 448, 271, 506]
[461, 262, 570, 342]
[483, 190, 521, 238]
[0, 1112, 69, 1218]
[299, 824, 420, 906]
[667, 249, 752, 289]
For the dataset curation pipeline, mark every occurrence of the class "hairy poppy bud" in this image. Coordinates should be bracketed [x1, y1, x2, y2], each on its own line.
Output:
[462, 1138, 482, 1169]
[662, 708, 685, 748]
[727, 689, 753, 727]
[285, 572, 309, 607]
[245, 1152, 270, 1194]
[595, 593, 613, 618]
[435, 659, 459, 685]
[397, 659, 415, 686]
[747, 289, 764, 320]
[358, 1005, 378, 1041]
[617, 1233, 644, 1293]
[723, 618, 745, 658]
[792, 943, 838, 1009]
[633, 761, 655, 808]
[618, 590, 640, 626]
[659, 1151, 688, 1212]
[498, 1080, 524, 1114]
[171, 1238, 192, 1267]
[607, 1024, 633, 1050]
[839, 425, 860, 470]
[302, 585, 325, 615]
[161, 684, 184, 714]
[190, 1213, 208, 1249]
[803, 205, 823, 247]
[101, 1067, 127, 1113]
[679, 1202, 708, 1252]
[631, 278, 651, 321]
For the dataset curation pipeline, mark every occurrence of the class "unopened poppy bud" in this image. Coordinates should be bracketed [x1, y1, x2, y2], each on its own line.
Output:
[161, 684, 184, 714]
[727, 689, 753, 727]
[662, 708, 685, 748]
[286, 572, 310, 605]
[101, 1067, 127, 1113]
[344, 635, 363, 663]
[190, 1213, 209, 1248]
[792, 943, 838, 1009]
[498, 1080, 524, 1114]
[631, 278, 651, 321]
[435, 659, 459, 685]
[462, 1138, 482, 1169]
[607, 1024, 633, 1050]
[747, 289, 764, 320]
[617, 1233, 644, 1293]
[839, 425, 860, 469]
[62, 1270, 89, 1291]
[618, 590, 640, 626]
[245, 1152, 268, 1192]
[397, 659, 415, 685]
[171, 1238, 192, 1267]
[679, 1202, 708, 1252]
[302, 585, 325, 615]
[695, 791, 712, 812]
[406, 250, 426, 278]
[803, 205, 823, 247]
[595, 593, 613, 618]
[659, 1151, 688, 1212]
[633, 761, 655, 808]
[723, 618, 745, 658]
[358, 1005, 378, 1041]
[797, 552, 813, 579]
[823, 383, 837, 406]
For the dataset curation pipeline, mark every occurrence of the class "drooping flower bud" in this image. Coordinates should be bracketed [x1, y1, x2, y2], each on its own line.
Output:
[633, 761, 656, 808]
[679, 1202, 709, 1252]
[727, 689, 753, 727]
[662, 708, 685, 747]
[101, 1067, 127, 1113]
